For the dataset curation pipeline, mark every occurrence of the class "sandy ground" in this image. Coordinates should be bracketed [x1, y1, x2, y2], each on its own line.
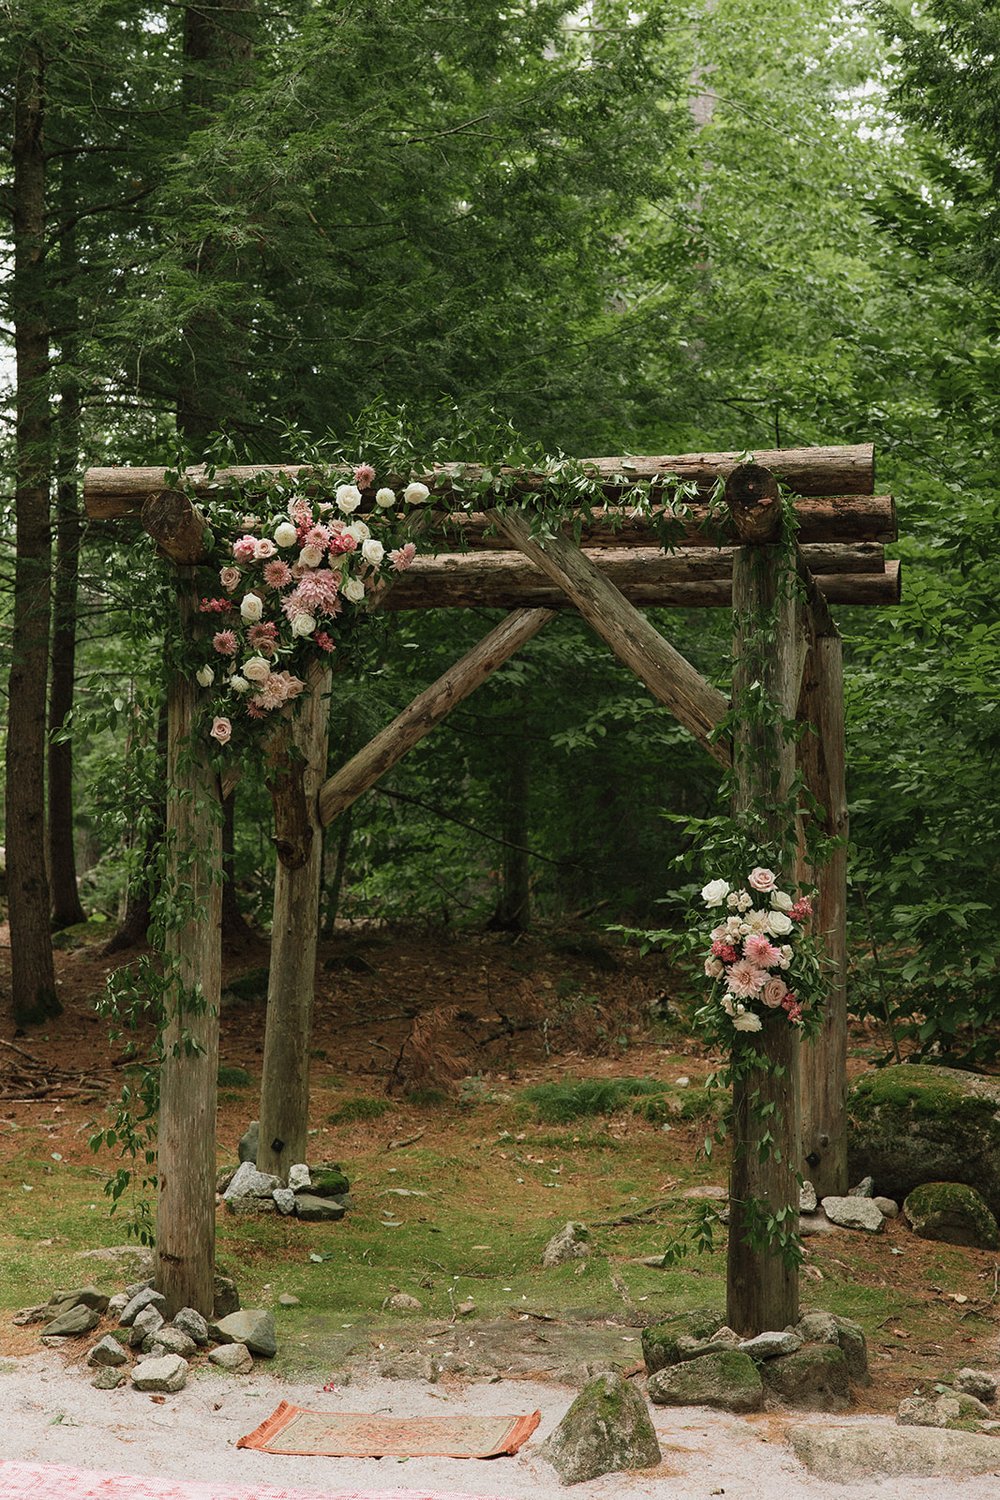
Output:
[1, 1353, 999, 1500]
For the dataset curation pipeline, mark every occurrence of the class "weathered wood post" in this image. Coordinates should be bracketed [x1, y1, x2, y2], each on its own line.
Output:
[797, 609, 849, 1198]
[256, 659, 333, 1179]
[143, 492, 223, 1318]
[725, 464, 802, 1336]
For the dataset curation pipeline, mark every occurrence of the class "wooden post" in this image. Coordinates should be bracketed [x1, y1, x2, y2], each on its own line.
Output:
[256, 660, 333, 1179]
[155, 570, 222, 1319]
[726, 467, 802, 1337]
[797, 625, 849, 1198]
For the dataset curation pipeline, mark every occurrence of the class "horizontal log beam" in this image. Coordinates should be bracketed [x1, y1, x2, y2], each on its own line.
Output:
[83, 443, 874, 520]
[317, 607, 554, 827]
[493, 511, 731, 765]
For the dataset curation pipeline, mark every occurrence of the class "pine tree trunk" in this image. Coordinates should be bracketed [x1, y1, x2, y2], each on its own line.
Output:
[489, 712, 531, 932]
[48, 189, 86, 931]
[7, 41, 60, 1026]
[101, 701, 168, 955]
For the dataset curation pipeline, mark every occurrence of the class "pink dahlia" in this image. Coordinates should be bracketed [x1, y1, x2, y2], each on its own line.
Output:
[725, 959, 768, 1000]
[212, 630, 238, 657]
[354, 463, 376, 489]
[284, 569, 343, 618]
[303, 524, 331, 551]
[263, 558, 293, 589]
[744, 935, 782, 967]
[390, 542, 417, 573]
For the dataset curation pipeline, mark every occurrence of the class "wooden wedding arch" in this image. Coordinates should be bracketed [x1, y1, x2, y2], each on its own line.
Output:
[84, 442, 898, 1336]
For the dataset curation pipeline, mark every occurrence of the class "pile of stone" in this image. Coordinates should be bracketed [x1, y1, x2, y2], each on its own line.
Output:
[897, 1367, 1000, 1435]
[219, 1121, 349, 1223]
[798, 1175, 899, 1236]
[641, 1307, 869, 1414]
[19, 1277, 276, 1393]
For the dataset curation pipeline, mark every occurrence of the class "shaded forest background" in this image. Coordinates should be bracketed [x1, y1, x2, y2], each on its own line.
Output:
[1, 0, 998, 1060]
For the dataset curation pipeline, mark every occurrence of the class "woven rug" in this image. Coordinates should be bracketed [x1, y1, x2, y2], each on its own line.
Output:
[0, 1458, 501, 1500]
[237, 1401, 541, 1459]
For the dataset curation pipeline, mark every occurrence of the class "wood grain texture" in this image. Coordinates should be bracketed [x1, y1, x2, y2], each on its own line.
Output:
[140, 489, 213, 565]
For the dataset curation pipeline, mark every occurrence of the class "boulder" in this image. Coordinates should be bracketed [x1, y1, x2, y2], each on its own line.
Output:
[308, 1167, 350, 1198]
[119, 1287, 166, 1327]
[273, 1188, 296, 1215]
[821, 1196, 884, 1233]
[384, 1292, 423, 1312]
[129, 1306, 163, 1349]
[848, 1064, 1000, 1219]
[131, 1353, 188, 1393]
[86, 1335, 128, 1368]
[209, 1342, 254, 1374]
[44, 1304, 100, 1338]
[142, 1326, 196, 1358]
[648, 1349, 763, 1413]
[539, 1372, 661, 1484]
[739, 1330, 802, 1361]
[172, 1307, 209, 1346]
[848, 1175, 875, 1198]
[955, 1369, 999, 1404]
[674, 1329, 739, 1362]
[287, 1163, 311, 1192]
[213, 1274, 241, 1319]
[873, 1196, 899, 1218]
[542, 1222, 591, 1269]
[641, 1309, 725, 1374]
[789, 1423, 1000, 1481]
[43, 1286, 110, 1320]
[294, 1193, 346, 1222]
[91, 1367, 126, 1390]
[213, 1308, 276, 1358]
[793, 1311, 869, 1385]
[224, 1162, 280, 1201]
[761, 1344, 851, 1411]
[799, 1181, 818, 1214]
[898, 1392, 991, 1428]
[903, 1182, 1000, 1250]
[238, 1121, 259, 1164]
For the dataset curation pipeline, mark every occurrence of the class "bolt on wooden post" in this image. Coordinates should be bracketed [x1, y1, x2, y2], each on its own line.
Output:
[725, 464, 802, 1337]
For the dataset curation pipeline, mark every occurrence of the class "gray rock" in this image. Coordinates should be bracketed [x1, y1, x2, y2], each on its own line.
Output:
[44, 1304, 100, 1338]
[795, 1310, 839, 1345]
[821, 1195, 885, 1233]
[789, 1423, 1000, 1481]
[799, 1180, 818, 1214]
[142, 1326, 196, 1358]
[761, 1344, 851, 1411]
[955, 1369, 999, 1404]
[384, 1292, 423, 1312]
[542, 1222, 592, 1269]
[124, 1279, 153, 1299]
[208, 1342, 254, 1374]
[91, 1367, 126, 1390]
[287, 1163, 311, 1192]
[213, 1274, 241, 1319]
[898, 1392, 991, 1428]
[172, 1307, 209, 1346]
[848, 1175, 875, 1198]
[834, 1316, 871, 1385]
[873, 1196, 899, 1218]
[129, 1305, 163, 1348]
[740, 1330, 802, 1361]
[213, 1308, 276, 1358]
[224, 1161, 280, 1201]
[238, 1120, 259, 1164]
[648, 1349, 763, 1413]
[277, 1293, 300, 1308]
[848, 1063, 1000, 1220]
[119, 1287, 166, 1327]
[106, 1292, 129, 1319]
[539, 1372, 660, 1484]
[798, 1214, 836, 1236]
[43, 1286, 110, 1320]
[226, 1194, 276, 1216]
[642, 1309, 725, 1374]
[293, 1193, 346, 1222]
[86, 1335, 128, 1368]
[130, 1353, 188, 1393]
[12, 1303, 50, 1326]
[903, 1181, 1000, 1250]
[273, 1188, 296, 1215]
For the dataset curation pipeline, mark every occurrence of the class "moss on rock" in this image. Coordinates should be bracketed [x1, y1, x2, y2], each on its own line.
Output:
[647, 1349, 763, 1413]
[903, 1181, 1000, 1250]
[539, 1372, 661, 1483]
[761, 1344, 851, 1412]
[641, 1308, 725, 1374]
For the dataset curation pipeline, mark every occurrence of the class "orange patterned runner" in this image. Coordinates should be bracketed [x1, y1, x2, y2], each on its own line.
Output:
[237, 1402, 541, 1459]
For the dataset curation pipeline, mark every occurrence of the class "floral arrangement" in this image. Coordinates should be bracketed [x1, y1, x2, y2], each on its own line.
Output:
[699, 866, 817, 1034]
[191, 464, 426, 749]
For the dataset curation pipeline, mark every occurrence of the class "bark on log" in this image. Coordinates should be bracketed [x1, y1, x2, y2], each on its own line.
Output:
[257, 660, 332, 1179]
[155, 570, 222, 1319]
[377, 548, 898, 611]
[141, 489, 213, 565]
[318, 609, 554, 827]
[83, 444, 875, 518]
[727, 545, 802, 1337]
[796, 628, 849, 1199]
[493, 512, 731, 763]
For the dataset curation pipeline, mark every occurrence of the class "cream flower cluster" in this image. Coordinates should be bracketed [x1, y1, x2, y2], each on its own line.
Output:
[699, 868, 813, 1032]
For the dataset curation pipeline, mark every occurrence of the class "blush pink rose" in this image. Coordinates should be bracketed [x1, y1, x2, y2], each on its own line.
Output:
[254, 537, 277, 560]
[219, 565, 242, 592]
[748, 866, 777, 893]
[761, 976, 788, 1008]
[232, 535, 257, 562]
[209, 716, 232, 745]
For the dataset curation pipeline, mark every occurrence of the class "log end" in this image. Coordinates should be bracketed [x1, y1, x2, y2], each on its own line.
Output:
[141, 489, 214, 565]
[724, 464, 783, 544]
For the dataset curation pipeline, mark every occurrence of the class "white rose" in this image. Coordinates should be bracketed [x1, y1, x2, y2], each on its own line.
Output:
[291, 612, 317, 637]
[726, 892, 740, 909]
[733, 1012, 763, 1032]
[298, 544, 323, 568]
[243, 655, 271, 683]
[273, 520, 298, 548]
[737, 892, 753, 911]
[767, 910, 794, 938]
[240, 592, 264, 623]
[230, 675, 250, 694]
[342, 577, 365, 604]
[361, 539, 385, 567]
[375, 487, 396, 509]
[701, 879, 730, 908]
[196, 666, 215, 688]
[346, 520, 370, 542]
[336, 484, 362, 513]
[404, 481, 430, 506]
[770, 889, 794, 912]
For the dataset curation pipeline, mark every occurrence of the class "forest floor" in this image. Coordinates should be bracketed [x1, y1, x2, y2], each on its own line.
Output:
[1, 919, 999, 1495]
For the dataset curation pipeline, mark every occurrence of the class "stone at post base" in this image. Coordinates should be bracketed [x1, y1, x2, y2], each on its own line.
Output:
[760, 1344, 850, 1411]
[539, 1372, 661, 1484]
[641, 1309, 725, 1374]
[647, 1348, 763, 1413]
